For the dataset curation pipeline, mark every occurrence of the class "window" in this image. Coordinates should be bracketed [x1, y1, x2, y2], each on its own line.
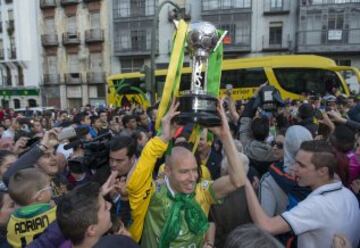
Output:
[131, 30, 146, 50]
[130, 0, 145, 16]
[89, 85, 105, 98]
[235, 16, 251, 44]
[67, 16, 77, 33]
[328, 12, 344, 30]
[269, 22, 283, 45]
[8, 9, 13, 21]
[145, 0, 155, 16]
[233, 0, 251, 8]
[120, 58, 144, 73]
[273, 68, 344, 95]
[221, 68, 267, 88]
[17, 65, 23, 86]
[68, 54, 79, 73]
[113, 0, 130, 18]
[270, 0, 283, 9]
[90, 53, 102, 72]
[90, 12, 101, 29]
[203, 0, 219, 10]
[45, 56, 58, 75]
[45, 19, 56, 34]
[13, 99, 20, 108]
[219, 24, 236, 44]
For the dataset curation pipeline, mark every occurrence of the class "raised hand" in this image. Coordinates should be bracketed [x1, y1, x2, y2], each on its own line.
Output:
[159, 99, 180, 143]
[208, 98, 231, 141]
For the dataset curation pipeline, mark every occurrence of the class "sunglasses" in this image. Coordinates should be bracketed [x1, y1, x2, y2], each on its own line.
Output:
[271, 141, 284, 149]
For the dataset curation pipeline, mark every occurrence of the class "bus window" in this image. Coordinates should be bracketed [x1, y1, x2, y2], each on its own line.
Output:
[273, 68, 343, 95]
[221, 68, 267, 88]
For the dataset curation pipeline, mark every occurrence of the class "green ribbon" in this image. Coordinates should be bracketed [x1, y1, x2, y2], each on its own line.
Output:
[159, 192, 209, 248]
[207, 30, 224, 97]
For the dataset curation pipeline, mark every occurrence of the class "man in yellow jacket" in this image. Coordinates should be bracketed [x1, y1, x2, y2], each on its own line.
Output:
[126, 100, 247, 248]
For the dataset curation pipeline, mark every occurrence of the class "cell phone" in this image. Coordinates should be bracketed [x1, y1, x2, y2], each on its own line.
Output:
[27, 137, 40, 147]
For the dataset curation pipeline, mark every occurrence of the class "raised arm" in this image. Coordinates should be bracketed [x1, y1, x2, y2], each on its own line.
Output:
[244, 179, 290, 235]
[210, 100, 246, 199]
[126, 100, 179, 242]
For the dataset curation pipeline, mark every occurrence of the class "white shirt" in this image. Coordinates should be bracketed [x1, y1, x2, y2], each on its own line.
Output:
[282, 181, 360, 248]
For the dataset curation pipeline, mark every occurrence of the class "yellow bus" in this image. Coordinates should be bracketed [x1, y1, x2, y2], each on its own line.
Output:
[107, 55, 360, 106]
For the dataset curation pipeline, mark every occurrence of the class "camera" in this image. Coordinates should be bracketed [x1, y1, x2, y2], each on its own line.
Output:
[254, 85, 284, 113]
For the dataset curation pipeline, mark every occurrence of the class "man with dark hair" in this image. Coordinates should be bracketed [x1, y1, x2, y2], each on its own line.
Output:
[57, 182, 138, 248]
[244, 140, 360, 248]
[121, 115, 137, 136]
[107, 135, 137, 226]
[238, 86, 275, 177]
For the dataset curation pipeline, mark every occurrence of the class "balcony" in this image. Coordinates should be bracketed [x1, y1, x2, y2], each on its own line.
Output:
[41, 34, 59, 47]
[60, 0, 79, 6]
[7, 48, 16, 59]
[6, 20, 14, 34]
[201, 0, 251, 15]
[62, 32, 81, 46]
[0, 50, 4, 60]
[43, 74, 60, 85]
[114, 38, 151, 57]
[85, 29, 104, 43]
[297, 29, 360, 53]
[300, 0, 360, 7]
[65, 73, 83, 84]
[113, 4, 156, 19]
[86, 72, 106, 84]
[262, 34, 292, 51]
[263, 0, 290, 15]
[40, 0, 56, 9]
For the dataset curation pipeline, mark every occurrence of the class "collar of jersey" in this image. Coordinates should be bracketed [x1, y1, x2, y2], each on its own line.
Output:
[14, 203, 52, 218]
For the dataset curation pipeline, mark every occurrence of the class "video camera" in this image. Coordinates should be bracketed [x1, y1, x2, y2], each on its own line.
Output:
[251, 84, 285, 114]
[65, 132, 112, 171]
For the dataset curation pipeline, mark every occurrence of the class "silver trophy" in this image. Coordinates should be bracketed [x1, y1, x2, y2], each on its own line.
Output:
[177, 21, 222, 127]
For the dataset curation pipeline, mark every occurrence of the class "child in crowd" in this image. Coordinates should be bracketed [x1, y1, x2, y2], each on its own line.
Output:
[6, 168, 56, 247]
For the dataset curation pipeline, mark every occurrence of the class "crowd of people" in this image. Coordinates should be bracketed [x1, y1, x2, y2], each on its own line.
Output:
[0, 84, 359, 248]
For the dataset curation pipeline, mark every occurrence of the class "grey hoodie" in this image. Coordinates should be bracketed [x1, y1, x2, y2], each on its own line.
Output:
[259, 125, 313, 216]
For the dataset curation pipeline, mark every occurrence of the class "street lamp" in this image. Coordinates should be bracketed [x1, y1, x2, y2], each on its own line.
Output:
[150, 0, 181, 105]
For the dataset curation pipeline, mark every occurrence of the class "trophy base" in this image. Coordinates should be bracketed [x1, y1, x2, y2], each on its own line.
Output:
[176, 93, 221, 127]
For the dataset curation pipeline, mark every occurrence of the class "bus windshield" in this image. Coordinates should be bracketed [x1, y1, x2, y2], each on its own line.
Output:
[273, 68, 343, 95]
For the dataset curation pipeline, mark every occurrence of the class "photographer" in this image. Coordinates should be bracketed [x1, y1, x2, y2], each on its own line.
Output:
[238, 83, 276, 177]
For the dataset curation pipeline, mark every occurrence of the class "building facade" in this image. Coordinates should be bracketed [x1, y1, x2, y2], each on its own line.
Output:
[39, 0, 111, 109]
[111, 0, 360, 78]
[0, 0, 42, 109]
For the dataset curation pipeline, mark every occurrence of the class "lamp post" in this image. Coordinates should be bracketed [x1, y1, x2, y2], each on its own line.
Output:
[149, 0, 181, 105]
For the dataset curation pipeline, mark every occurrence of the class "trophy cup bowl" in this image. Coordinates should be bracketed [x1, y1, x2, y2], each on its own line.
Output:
[176, 21, 222, 127]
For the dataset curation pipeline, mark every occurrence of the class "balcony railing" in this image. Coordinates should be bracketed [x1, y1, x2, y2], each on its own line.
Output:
[113, 5, 156, 19]
[86, 72, 105, 84]
[62, 32, 81, 46]
[40, 0, 56, 9]
[0, 50, 4, 60]
[201, 0, 251, 12]
[6, 20, 14, 33]
[262, 34, 292, 51]
[65, 73, 83, 84]
[301, 0, 360, 6]
[7, 48, 16, 59]
[263, 0, 290, 14]
[297, 29, 360, 52]
[41, 34, 59, 47]
[85, 29, 104, 43]
[60, 0, 79, 6]
[43, 74, 60, 85]
[114, 39, 151, 56]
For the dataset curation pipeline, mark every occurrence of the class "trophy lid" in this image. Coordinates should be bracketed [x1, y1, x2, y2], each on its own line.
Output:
[187, 21, 218, 58]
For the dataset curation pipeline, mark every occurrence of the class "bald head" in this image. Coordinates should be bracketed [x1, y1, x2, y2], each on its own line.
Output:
[165, 146, 199, 194]
[166, 146, 196, 169]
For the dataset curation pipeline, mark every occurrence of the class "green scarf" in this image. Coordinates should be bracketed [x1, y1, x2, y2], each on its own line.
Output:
[159, 191, 209, 248]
